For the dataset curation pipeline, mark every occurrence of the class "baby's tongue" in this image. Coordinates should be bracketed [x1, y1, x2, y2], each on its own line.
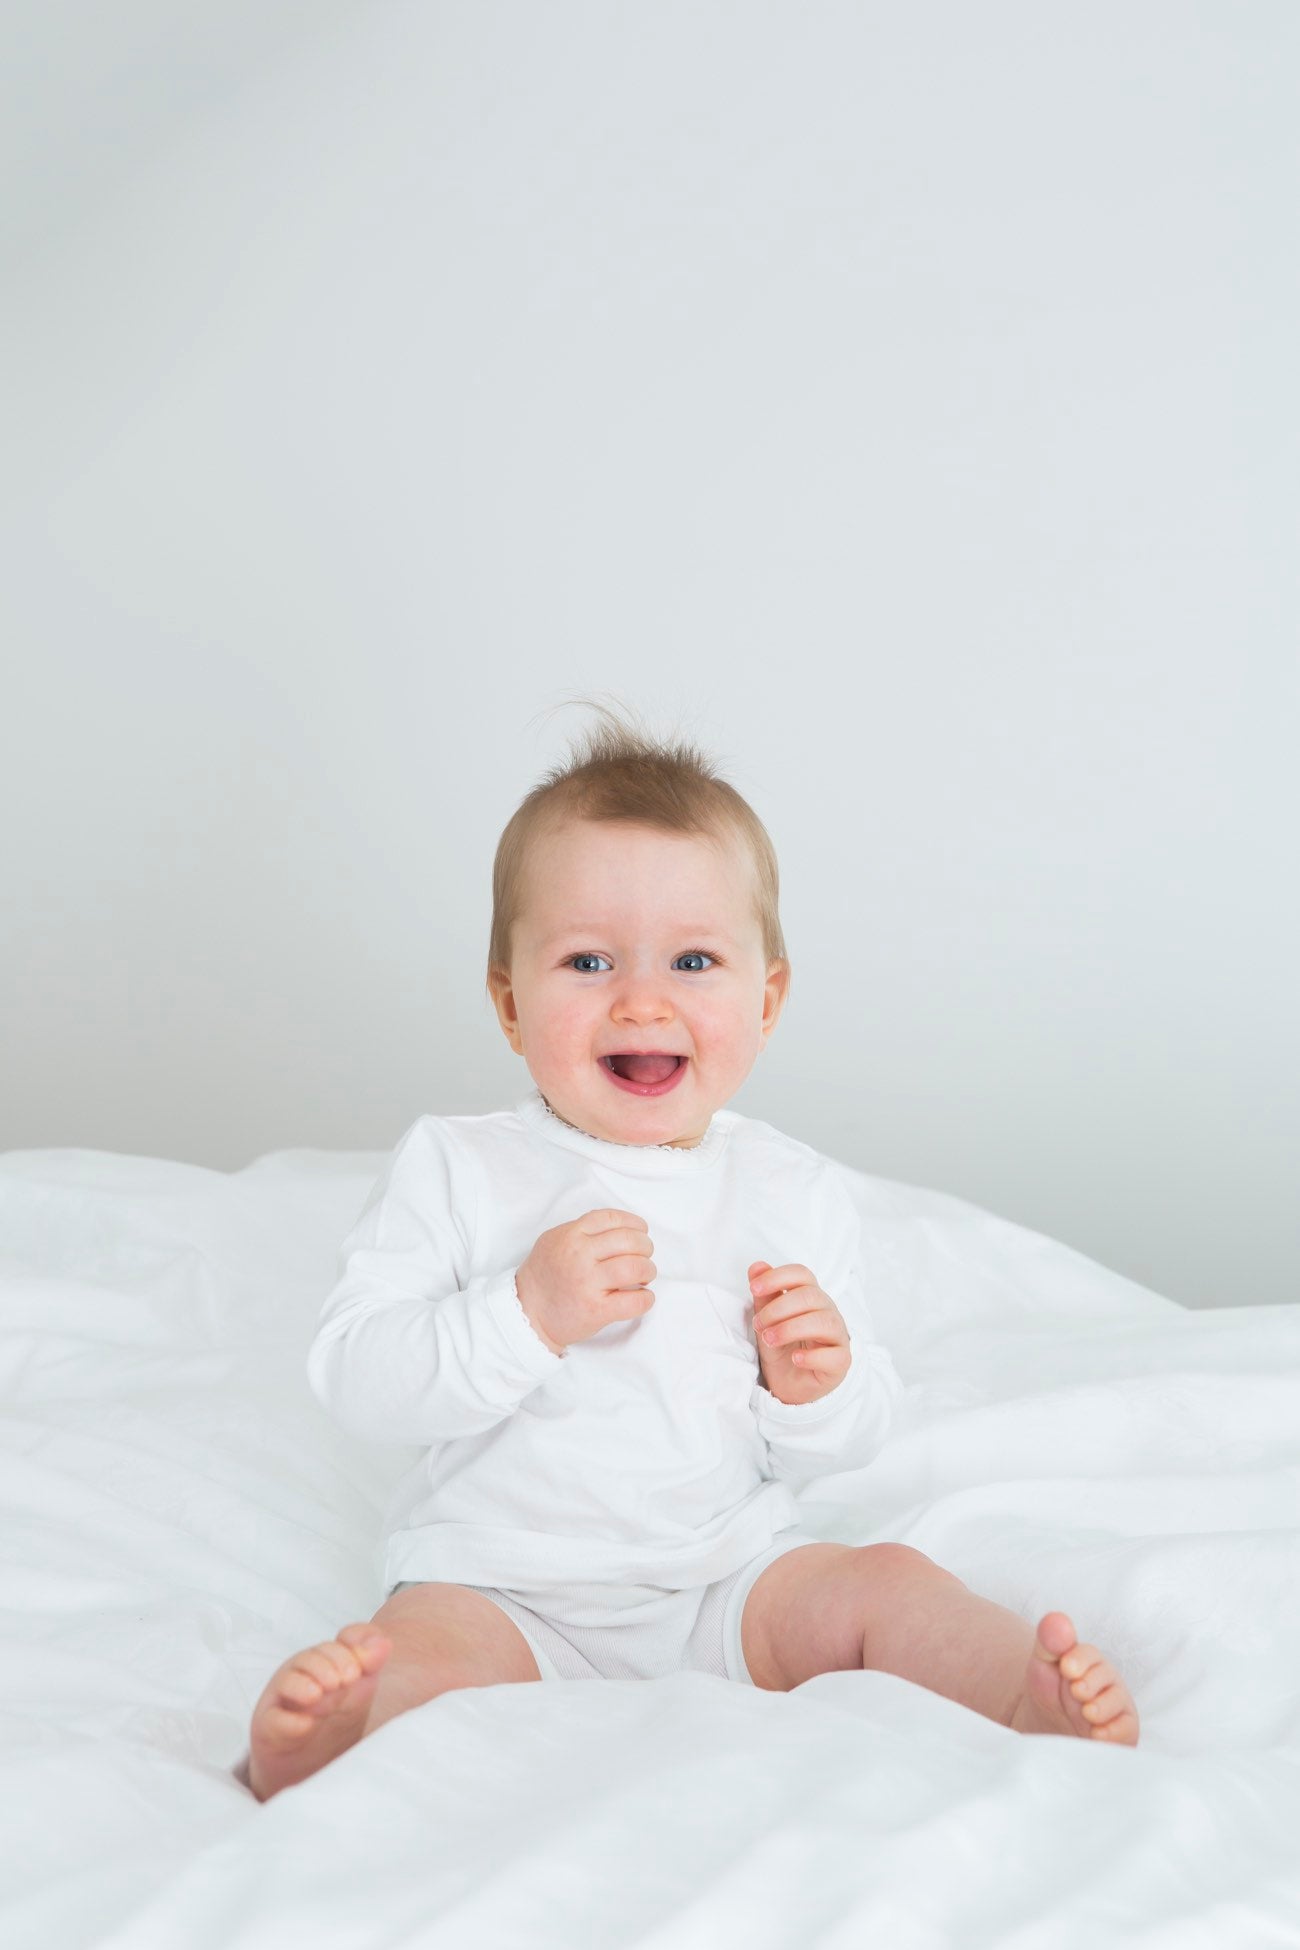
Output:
[609, 1053, 680, 1084]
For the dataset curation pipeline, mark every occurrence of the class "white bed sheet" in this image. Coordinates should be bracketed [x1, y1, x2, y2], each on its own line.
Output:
[1, 1140, 1297, 1949]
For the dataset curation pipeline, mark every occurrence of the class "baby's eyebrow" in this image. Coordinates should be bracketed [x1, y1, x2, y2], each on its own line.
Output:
[544, 925, 737, 945]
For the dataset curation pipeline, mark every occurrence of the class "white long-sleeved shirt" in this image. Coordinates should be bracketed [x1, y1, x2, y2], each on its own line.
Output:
[307, 1086, 904, 1596]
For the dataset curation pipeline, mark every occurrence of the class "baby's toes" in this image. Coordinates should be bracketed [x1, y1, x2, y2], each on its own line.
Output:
[277, 1666, 327, 1711]
[1064, 1650, 1140, 1745]
[1078, 1680, 1126, 1729]
[248, 1628, 392, 1801]
[1094, 1705, 1140, 1744]
[1066, 1658, 1109, 1705]
[283, 1643, 365, 1709]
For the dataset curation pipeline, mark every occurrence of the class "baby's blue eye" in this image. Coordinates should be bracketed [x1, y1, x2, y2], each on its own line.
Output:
[566, 952, 716, 974]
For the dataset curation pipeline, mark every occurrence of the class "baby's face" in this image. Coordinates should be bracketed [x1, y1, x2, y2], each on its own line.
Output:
[489, 821, 789, 1148]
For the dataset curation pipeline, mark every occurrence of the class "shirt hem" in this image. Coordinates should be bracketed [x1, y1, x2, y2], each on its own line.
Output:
[382, 1485, 801, 1595]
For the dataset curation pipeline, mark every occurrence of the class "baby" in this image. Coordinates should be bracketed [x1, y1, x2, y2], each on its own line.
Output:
[239, 707, 1138, 1800]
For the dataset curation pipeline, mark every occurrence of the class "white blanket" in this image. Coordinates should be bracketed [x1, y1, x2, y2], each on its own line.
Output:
[1, 1142, 1297, 1949]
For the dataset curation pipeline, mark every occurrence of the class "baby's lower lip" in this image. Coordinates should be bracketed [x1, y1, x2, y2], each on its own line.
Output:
[599, 1056, 688, 1098]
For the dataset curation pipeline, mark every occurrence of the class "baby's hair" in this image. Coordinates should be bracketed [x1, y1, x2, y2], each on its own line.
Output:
[485, 693, 789, 1002]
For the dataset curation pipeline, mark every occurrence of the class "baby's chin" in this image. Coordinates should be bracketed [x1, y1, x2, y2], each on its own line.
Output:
[539, 1063, 714, 1148]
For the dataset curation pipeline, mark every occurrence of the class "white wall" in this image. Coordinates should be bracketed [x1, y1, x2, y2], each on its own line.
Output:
[2, 1, 1296, 1310]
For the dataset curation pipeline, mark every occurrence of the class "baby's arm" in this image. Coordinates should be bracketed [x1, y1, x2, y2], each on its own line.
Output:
[750, 1180, 904, 1492]
[307, 1120, 561, 1446]
[753, 1327, 903, 1491]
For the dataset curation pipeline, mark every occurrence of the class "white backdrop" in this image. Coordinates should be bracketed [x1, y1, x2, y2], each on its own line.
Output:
[1, 1, 1296, 1311]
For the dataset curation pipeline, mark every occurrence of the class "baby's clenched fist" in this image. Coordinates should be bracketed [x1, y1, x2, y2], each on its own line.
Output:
[515, 1208, 657, 1355]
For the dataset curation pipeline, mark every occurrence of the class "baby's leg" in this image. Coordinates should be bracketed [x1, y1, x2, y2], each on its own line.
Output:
[852, 1547, 1139, 1743]
[744, 1544, 1138, 1743]
[245, 1584, 543, 1802]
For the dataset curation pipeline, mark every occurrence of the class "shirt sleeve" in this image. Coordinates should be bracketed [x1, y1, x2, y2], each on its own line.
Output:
[750, 1174, 904, 1494]
[305, 1118, 563, 1445]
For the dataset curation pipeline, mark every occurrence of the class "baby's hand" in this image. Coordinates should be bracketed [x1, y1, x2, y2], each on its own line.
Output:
[748, 1260, 851, 1406]
[516, 1209, 657, 1355]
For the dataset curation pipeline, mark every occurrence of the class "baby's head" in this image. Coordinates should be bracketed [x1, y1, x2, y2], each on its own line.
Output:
[486, 701, 790, 1149]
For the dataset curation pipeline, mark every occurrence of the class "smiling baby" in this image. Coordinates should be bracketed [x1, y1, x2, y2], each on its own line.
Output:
[237, 702, 1138, 1801]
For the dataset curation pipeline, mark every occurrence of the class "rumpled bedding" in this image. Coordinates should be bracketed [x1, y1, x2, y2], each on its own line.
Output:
[1, 1139, 1297, 1949]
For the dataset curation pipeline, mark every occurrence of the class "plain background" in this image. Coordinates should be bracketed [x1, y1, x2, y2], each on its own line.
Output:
[1, 2, 1296, 1311]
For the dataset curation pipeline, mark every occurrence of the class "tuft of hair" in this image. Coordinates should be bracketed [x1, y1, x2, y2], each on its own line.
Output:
[485, 693, 789, 1001]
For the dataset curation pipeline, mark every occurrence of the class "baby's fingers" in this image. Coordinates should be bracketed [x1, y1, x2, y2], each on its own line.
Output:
[789, 1343, 850, 1374]
[757, 1307, 843, 1350]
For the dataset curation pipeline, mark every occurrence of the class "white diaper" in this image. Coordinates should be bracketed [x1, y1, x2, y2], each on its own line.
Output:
[388, 1524, 821, 1684]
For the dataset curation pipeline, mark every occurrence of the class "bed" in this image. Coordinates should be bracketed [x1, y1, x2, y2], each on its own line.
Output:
[2, 1136, 1297, 1949]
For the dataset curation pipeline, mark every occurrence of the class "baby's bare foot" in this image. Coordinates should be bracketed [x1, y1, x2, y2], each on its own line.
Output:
[246, 1623, 392, 1801]
[1011, 1611, 1139, 1746]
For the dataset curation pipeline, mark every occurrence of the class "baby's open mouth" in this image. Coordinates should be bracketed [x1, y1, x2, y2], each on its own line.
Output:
[601, 1053, 686, 1086]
